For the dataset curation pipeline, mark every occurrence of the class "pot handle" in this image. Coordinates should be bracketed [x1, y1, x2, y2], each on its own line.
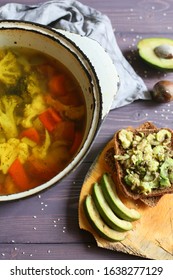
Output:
[56, 30, 119, 119]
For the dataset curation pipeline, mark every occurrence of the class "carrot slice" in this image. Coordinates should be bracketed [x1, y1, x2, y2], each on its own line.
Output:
[39, 107, 62, 132]
[48, 74, 67, 97]
[8, 158, 30, 191]
[20, 127, 40, 144]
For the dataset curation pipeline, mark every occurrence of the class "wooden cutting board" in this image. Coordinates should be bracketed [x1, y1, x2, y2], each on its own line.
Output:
[78, 138, 173, 260]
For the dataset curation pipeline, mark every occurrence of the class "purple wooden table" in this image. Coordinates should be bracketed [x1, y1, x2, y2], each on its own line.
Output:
[0, 0, 173, 260]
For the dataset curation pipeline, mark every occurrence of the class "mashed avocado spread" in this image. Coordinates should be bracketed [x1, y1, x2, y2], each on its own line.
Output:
[115, 129, 173, 194]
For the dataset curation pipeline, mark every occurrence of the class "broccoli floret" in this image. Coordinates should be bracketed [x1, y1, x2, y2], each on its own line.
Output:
[8, 71, 44, 101]
[22, 94, 47, 128]
[0, 95, 19, 140]
[7, 76, 27, 96]
[0, 51, 21, 87]
[0, 138, 29, 174]
[32, 129, 51, 159]
[27, 72, 45, 97]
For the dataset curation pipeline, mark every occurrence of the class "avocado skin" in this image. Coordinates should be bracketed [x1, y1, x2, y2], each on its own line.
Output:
[101, 173, 141, 222]
[137, 37, 173, 70]
[92, 182, 133, 232]
[84, 195, 126, 242]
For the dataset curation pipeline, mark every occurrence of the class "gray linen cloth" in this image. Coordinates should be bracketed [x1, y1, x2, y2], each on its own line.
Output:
[0, 0, 150, 109]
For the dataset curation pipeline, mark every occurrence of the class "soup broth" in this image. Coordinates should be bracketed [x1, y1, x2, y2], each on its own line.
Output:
[0, 47, 86, 195]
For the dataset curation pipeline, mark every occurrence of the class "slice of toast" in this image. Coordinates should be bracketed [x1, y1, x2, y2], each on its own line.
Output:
[105, 122, 173, 207]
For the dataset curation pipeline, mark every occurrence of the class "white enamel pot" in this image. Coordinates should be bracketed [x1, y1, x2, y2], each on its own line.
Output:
[0, 20, 119, 201]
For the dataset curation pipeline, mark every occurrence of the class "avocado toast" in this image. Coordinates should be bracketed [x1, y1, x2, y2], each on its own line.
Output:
[113, 122, 173, 205]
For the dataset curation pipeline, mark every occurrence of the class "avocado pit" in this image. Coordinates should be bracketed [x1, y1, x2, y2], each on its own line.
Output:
[154, 44, 173, 59]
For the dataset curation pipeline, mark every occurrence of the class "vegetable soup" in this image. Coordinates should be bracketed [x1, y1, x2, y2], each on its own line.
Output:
[0, 47, 86, 195]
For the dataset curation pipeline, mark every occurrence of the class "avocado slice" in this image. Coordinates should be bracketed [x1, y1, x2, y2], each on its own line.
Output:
[84, 195, 126, 242]
[92, 182, 133, 231]
[101, 173, 141, 222]
[137, 38, 173, 70]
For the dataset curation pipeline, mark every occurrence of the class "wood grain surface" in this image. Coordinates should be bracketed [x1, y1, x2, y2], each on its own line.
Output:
[0, 0, 173, 260]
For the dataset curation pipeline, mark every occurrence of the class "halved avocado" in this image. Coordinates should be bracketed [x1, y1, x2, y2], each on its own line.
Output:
[137, 38, 173, 70]
[84, 195, 126, 242]
[100, 173, 141, 222]
[92, 183, 133, 231]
